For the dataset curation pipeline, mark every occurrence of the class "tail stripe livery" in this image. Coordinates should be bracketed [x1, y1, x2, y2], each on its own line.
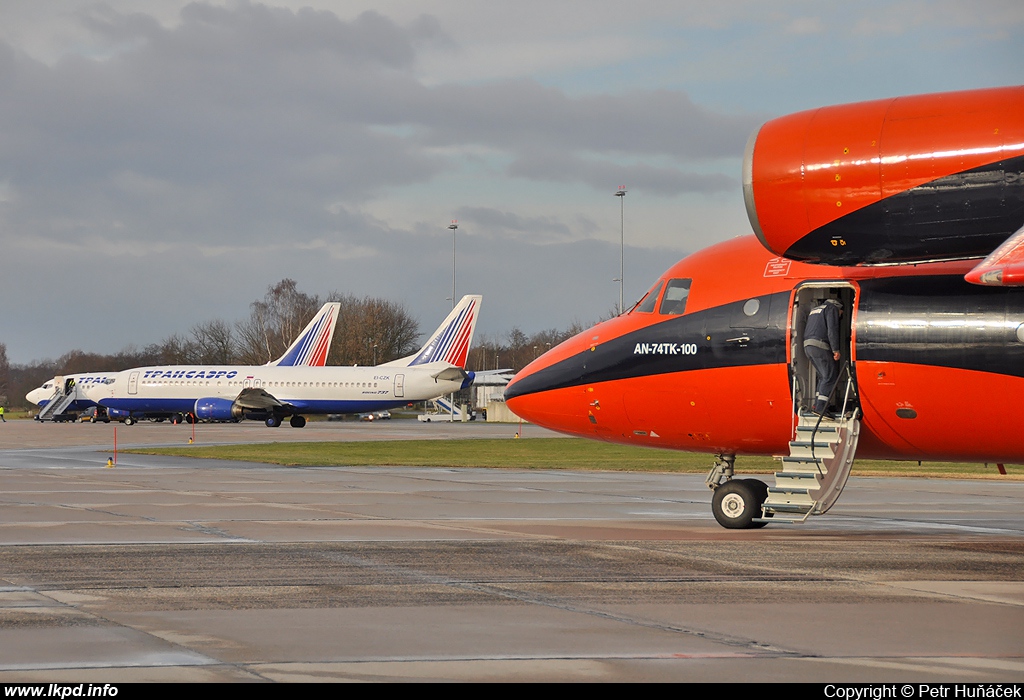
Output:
[407, 296, 481, 368]
[446, 310, 476, 366]
[430, 303, 471, 363]
[269, 303, 341, 367]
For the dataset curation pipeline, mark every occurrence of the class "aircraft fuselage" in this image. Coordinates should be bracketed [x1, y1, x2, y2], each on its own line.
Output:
[505, 235, 1024, 464]
[87, 363, 466, 419]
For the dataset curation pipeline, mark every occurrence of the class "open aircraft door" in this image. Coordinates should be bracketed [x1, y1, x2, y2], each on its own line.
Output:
[788, 282, 858, 415]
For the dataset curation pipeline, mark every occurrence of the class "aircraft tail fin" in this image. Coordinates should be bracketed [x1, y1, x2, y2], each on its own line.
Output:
[267, 302, 341, 367]
[383, 295, 482, 368]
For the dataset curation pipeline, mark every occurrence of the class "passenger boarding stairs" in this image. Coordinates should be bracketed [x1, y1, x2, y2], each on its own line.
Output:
[758, 370, 861, 524]
[35, 386, 79, 421]
[422, 396, 473, 422]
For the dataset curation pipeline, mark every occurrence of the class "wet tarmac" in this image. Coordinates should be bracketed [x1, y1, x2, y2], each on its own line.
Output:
[0, 419, 1022, 682]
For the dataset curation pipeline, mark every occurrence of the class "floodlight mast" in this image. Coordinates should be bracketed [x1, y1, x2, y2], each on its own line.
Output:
[447, 220, 458, 421]
[448, 220, 458, 310]
[615, 187, 627, 314]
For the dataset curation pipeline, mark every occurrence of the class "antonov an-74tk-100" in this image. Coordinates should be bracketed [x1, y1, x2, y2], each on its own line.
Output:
[506, 86, 1024, 529]
[82, 295, 481, 427]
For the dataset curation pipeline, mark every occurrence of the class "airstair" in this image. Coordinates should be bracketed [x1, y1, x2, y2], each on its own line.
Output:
[35, 385, 79, 421]
[758, 410, 860, 523]
[419, 396, 474, 422]
[757, 370, 861, 524]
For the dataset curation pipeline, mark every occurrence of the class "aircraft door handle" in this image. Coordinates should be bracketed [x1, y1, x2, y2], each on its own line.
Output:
[726, 335, 750, 345]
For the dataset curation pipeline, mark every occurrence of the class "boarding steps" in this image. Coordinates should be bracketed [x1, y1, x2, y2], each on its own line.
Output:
[419, 396, 475, 422]
[35, 387, 78, 421]
[757, 409, 861, 524]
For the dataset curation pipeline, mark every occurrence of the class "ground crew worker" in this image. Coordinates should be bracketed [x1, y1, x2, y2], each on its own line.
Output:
[0, 406, 5, 422]
[803, 298, 843, 416]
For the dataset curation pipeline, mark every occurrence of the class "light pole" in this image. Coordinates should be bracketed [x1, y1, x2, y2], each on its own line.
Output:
[448, 220, 458, 310]
[615, 186, 627, 314]
[447, 220, 458, 421]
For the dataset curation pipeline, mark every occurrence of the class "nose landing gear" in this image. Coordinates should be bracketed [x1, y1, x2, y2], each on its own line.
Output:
[706, 454, 770, 529]
[711, 478, 769, 529]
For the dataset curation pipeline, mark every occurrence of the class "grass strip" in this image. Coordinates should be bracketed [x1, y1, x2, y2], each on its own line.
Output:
[126, 438, 1020, 478]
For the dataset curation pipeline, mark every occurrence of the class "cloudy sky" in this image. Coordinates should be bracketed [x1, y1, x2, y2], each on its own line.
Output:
[2, 1, 1022, 363]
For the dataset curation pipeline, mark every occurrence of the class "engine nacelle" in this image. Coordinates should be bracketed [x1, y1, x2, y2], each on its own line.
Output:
[194, 397, 243, 422]
[107, 408, 131, 420]
[743, 86, 1024, 265]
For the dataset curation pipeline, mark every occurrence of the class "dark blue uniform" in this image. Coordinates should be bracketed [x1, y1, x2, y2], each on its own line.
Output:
[803, 299, 842, 414]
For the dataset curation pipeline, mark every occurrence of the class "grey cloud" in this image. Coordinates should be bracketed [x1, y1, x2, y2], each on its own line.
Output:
[81, 3, 418, 69]
[507, 152, 737, 195]
[0, 9, 449, 248]
[0, 2, 752, 255]
[453, 206, 578, 243]
[0, 2, 755, 362]
[413, 83, 761, 161]
[0, 209, 681, 364]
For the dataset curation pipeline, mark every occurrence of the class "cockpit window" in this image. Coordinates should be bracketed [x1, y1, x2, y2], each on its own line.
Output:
[659, 278, 692, 315]
[633, 280, 664, 314]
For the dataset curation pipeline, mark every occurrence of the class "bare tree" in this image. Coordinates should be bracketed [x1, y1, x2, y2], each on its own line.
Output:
[328, 294, 420, 366]
[467, 319, 594, 374]
[191, 319, 235, 364]
[152, 335, 199, 365]
[236, 279, 321, 364]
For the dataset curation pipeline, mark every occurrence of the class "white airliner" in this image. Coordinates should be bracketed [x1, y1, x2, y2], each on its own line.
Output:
[27, 301, 342, 420]
[83, 295, 482, 427]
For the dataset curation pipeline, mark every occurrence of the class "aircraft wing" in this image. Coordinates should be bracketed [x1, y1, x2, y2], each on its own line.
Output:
[965, 225, 1024, 286]
[430, 366, 470, 383]
[468, 369, 514, 386]
[235, 387, 289, 411]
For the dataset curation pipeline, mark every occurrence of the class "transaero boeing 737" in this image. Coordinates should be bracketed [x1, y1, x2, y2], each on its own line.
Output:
[83, 295, 482, 427]
[27, 301, 342, 422]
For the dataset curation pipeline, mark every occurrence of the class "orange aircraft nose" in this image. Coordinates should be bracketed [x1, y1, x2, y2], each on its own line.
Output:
[505, 370, 592, 437]
[504, 356, 571, 430]
[503, 326, 625, 438]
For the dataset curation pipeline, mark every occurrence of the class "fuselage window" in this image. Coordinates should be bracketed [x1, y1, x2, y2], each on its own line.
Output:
[634, 280, 664, 314]
[659, 278, 692, 315]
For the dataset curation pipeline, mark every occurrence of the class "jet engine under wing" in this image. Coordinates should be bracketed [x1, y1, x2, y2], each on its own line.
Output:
[743, 85, 1024, 266]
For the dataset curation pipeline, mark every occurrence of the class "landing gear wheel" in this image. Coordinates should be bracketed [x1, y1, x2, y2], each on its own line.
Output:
[185, 413, 196, 424]
[266, 416, 281, 428]
[124, 417, 136, 426]
[740, 478, 770, 528]
[712, 479, 768, 529]
[289, 415, 306, 428]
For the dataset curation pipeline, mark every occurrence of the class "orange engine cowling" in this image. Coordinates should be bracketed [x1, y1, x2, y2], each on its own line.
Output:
[743, 86, 1024, 265]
